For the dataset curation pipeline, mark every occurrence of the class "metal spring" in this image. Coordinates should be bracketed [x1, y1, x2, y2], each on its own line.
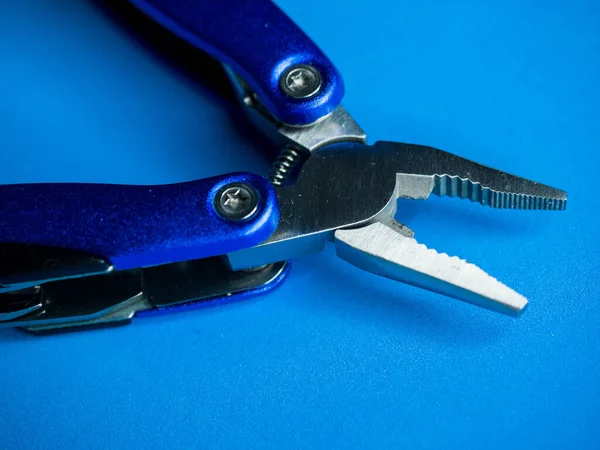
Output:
[268, 146, 305, 186]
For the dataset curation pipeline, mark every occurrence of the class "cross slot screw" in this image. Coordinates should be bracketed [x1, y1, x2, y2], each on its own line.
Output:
[214, 183, 260, 221]
[280, 64, 322, 99]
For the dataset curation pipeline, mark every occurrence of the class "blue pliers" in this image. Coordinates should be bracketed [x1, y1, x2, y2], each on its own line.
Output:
[0, 0, 567, 332]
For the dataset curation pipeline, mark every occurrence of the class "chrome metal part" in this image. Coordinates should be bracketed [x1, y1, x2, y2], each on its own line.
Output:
[0, 242, 113, 294]
[279, 64, 322, 99]
[0, 286, 43, 321]
[223, 65, 366, 153]
[227, 140, 566, 313]
[24, 293, 151, 333]
[143, 258, 286, 307]
[0, 257, 287, 331]
[387, 142, 568, 209]
[278, 105, 366, 154]
[335, 221, 527, 315]
[227, 143, 398, 270]
[215, 183, 260, 221]
[268, 146, 308, 186]
[3, 270, 145, 330]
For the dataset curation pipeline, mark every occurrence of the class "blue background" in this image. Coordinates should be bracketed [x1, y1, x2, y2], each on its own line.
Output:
[1, 0, 598, 448]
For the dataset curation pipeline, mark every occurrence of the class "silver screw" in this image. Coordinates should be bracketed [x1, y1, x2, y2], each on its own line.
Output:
[214, 183, 260, 221]
[280, 64, 322, 99]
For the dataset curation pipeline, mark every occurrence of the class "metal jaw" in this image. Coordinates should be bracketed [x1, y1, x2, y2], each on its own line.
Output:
[227, 141, 567, 315]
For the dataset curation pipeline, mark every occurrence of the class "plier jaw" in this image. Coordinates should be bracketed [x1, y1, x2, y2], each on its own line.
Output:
[227, 141, 566, 316]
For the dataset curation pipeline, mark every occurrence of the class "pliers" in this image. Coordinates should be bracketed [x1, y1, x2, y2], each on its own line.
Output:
[0, 0, 567, 332]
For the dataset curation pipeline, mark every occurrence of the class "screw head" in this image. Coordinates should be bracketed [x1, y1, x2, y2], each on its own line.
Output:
[214, 183, 260, 221]
[280, 64, 322, 99]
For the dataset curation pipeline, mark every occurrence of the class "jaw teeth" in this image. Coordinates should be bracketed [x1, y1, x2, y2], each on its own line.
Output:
[334, 221, 527, 315]
[433, 175, 567, 210]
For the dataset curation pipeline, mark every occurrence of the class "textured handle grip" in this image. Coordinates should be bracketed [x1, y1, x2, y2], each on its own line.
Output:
[0, 173, 279, 270]
[129, 0, 344, 125]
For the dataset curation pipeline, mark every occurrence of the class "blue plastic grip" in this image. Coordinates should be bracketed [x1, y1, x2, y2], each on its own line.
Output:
[0, 173, 279, 270]
[128, 0, 344, 125]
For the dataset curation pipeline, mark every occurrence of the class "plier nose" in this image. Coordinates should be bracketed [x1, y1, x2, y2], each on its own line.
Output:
[227, 141, 566, 316]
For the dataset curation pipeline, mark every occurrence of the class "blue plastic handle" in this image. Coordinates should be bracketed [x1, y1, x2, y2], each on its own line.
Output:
[0, 173, 279, 270]
[128, 0, 344, 125]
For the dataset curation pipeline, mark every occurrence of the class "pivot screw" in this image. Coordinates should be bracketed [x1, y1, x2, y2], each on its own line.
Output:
[214, 183, 259, 221]
[280, 64, 322, 99]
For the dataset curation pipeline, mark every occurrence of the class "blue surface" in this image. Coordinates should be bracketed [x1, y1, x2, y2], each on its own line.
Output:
[0, 173, 278, 270]
[129, 0, 344, 124]
[0, 0, 598, 448]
